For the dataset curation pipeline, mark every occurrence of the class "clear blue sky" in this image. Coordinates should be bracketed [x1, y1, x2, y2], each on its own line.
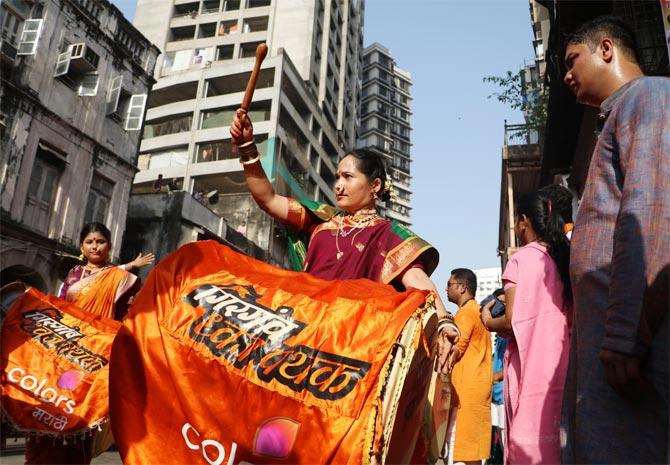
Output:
[113, 0, 534, 311]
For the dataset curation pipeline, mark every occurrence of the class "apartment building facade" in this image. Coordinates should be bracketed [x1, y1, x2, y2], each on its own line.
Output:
[0, 0, 159, 292]
[131, 0, 364, 258]
[357, 42, 412, 226]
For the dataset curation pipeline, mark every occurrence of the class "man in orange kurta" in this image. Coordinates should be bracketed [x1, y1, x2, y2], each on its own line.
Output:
[446, 268, 492, 464]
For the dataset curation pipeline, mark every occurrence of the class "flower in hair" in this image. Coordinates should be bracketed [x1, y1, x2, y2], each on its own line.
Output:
[384, 179, 399, 202]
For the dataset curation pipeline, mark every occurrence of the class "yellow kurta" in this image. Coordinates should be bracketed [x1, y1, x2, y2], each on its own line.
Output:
[451, 299, 492, 461]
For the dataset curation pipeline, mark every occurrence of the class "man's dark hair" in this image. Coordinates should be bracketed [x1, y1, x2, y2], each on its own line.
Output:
[540, 184, 573, 223]
[450, 268, 477, 297]
[565, 15, 639, 63]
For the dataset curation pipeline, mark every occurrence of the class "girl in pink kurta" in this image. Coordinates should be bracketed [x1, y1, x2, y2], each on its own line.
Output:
[481, 191, 572, 465]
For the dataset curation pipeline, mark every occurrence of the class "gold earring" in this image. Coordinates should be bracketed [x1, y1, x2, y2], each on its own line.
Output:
[78, 253, 85, 261]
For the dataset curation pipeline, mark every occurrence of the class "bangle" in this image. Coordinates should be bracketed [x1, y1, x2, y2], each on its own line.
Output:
[437, 319, 459, 336]
[240, 155, 260, 165]
[236, 140, 258, 162]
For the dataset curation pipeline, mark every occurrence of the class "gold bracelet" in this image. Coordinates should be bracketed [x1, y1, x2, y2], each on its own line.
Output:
[240, 155, 260, 165]
[236, 140, 258, 162]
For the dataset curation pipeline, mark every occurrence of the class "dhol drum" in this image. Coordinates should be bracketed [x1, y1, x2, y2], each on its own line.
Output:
[366, 305, 451, 465]
[0, 287, 120, 442]
[110, 241, 443, 465]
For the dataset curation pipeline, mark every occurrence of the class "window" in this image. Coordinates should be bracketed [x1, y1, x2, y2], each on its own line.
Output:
[205, 68, 274, 96]
[144, 146, 189, 169]
[195, 139, 233, 163]
[85, 174, 114, 224]
[193, 47, 213, 64]
[216, 45, 234, 61]
[201, 0, 220, 14]
[78, 73, 99, 96]
[200, 101, 270, 129]
[54, 43, 100, 94]
[197, 22, 217, 39]
[170, 25, 195, 42]
[125, 94, 147, 131]
[106, 75, 123, 115]
[17, 19, 43, 56]
[147, 81, 198, 108]
[218, 20, 238, 35]
[195, 135, 267, 163]
[105, 75, 147, 131]
[239, 41, 264, 58]
[2, 9, 22, 46]
[243, 16, 268, 33]
[247, 0, 270, 8]
[172, 2, 200, 18]
[143, 113, 192, 138]
[222, 0, 240, 11]
[23, 148, 62, 234]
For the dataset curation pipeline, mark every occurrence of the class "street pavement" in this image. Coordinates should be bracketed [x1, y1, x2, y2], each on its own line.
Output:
[0, 438, 122, 464]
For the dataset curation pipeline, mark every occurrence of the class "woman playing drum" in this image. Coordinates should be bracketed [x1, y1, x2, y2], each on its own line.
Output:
[230, 109, 458, 371]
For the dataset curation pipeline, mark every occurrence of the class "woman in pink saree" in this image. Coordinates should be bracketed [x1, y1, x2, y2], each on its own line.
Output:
[480, 191, 572, 464]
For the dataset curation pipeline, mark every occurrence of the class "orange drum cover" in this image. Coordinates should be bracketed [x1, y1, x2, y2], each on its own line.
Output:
[110, 241, 429, 465]
[1, 288, 120, 436]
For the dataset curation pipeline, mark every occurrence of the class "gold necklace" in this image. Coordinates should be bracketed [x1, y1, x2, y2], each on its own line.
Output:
[334, 213, 379, 260]
[83, 262, 108, 273]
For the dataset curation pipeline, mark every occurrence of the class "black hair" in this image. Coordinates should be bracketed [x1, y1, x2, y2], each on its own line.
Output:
[565, 15, 639, 63]
[79, 222, 111, 245]
[516, 191, 572, 303]
[450, 268, 477, 297]
[342, 148, 391, 202]
[493, 288, 505, 298]
[539, 184, 573, 224]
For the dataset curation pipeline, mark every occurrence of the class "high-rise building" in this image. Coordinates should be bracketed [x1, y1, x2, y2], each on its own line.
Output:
[131, 0, 365, 259]
[357, 42, 412, 226]
[0, 0, 159, 292]
[474, 267, 502, 303]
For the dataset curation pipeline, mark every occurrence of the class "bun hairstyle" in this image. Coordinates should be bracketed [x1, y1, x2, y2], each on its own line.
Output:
[343, 148, 392, 202]
[516, 191, 572, 303]
[79, 222, 112, 245]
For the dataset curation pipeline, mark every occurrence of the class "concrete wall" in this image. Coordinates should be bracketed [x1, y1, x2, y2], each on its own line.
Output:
[122, 191, 289, 280]
[271, 0, 315, 79]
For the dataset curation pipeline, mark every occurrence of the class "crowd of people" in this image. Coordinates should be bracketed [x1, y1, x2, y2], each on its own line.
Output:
[430, 15, 669, 465]
[4, 14, 668, 465]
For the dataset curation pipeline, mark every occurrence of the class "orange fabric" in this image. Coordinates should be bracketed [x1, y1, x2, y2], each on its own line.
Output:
[0, 288, 120, 437]
[450, 300, 492, 461]
[110, 240, 429, 464]
[564, 222, 574, 234]
[70, 267, 135, 318]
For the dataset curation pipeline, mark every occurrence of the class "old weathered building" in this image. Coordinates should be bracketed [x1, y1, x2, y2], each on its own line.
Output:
[0, 0, 159, 292]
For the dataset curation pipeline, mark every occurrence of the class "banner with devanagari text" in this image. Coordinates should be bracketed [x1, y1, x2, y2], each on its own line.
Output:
[110, 240, 429, 464]
[1, 288, 120, 436]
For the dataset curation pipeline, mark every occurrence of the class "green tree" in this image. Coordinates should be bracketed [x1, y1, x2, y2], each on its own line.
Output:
[483, 70, 548, 132]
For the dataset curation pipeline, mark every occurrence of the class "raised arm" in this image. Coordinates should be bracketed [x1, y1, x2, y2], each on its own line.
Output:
[230, 109, 291, 223]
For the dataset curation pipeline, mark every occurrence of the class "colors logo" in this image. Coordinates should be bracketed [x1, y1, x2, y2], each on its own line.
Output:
[181, 417, 300, 464]
[253, 417, 300, 459]
[57, 370, 84, 391]
[7, 368, 77, 414]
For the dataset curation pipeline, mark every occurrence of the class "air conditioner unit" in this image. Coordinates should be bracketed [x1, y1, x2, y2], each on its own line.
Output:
[69, 43, 100, 72]
[0, 39, 18, 64]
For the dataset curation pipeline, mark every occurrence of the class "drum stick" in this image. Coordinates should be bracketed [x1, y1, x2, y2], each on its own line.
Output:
[240, 43, 268, 112]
